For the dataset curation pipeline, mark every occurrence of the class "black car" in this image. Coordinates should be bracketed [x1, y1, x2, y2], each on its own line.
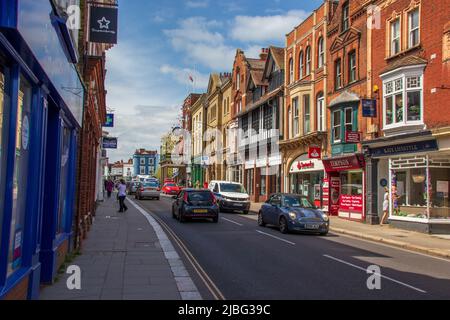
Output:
[172, 189, 219, 223]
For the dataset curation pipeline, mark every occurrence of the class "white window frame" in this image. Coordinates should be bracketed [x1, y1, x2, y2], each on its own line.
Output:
[303, 95, 310, 134]
[293, 98, 299, 137]
[305, 47, 311, 75]
[382, 65, 425, 130]
[349, 51, 357, 83]
[391, 18, 401, 56]
[289, 58, 294, 84]
[335, 59, 342, 89]
[344, 107, 353, 134]
[318, 37, 324, 68]
[342, 3, 350, 31]
[299, 51, 304, 79]
[140, 166, 145, 175]
[236, 72, 240, 91]
[149, 158, 154, 165]
[317, 94, 325, 132]
[140, 158, 145, 165]
[333, 110, 342, 143]
[408, 8, 420, 48]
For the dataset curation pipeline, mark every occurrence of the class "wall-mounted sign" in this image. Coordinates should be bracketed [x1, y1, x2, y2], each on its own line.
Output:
[290, 158, 324, 174]
[308, 147, 322, 159]
[89, 6, 118, 44]
[369, 140, 438, 158]
[380, 179, 388, 188]
[339, 195, 363, 213]
[362, 99, 377, 117]
[323, 154, 365, 172]
[345, 131, 362, 144]
[104, 113, 114, 127]
[103, 137, 118, 149]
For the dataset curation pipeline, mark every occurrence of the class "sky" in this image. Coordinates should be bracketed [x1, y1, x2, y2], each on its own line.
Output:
[105, 0, 323, 162]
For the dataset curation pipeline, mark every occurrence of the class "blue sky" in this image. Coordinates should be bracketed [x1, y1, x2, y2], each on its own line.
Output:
[105, 0, 323, 162]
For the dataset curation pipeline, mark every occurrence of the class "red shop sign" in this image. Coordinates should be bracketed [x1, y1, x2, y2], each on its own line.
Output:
[323, 155, 365, 172]
[339, 195, 363, 213]
[345, 131, 361, 144]
[308, 147, 322, 159]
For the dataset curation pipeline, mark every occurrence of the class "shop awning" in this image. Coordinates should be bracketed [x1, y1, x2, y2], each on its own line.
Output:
[323, 154, 365, 172]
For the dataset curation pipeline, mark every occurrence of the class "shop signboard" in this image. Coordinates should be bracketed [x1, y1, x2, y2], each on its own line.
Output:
[369, 140, 438, 158]
[345, 131, 361, 144]
[104, 114, 114, 127]
[339, 195, 363, 213]
[330, 177, 341, 216]
[362, 99, 377, 118]
[308, 147, 321, 159]
[290, 159, 324, 174]
[103, 137, 118, 149]
[322, 177, 330, 212]
[89, 6, 118, 44]
[323, 155, 365, 172]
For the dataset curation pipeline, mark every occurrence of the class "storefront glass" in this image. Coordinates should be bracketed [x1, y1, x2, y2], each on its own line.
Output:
[340, 170, 363, 196]
[291, 172, 323, 206]
[0, 62, 11, 245]
[58, 126, 71, 234]
[8, 75, 32, 276]
[246, 169, 254, 195]
[390, 155, 450, 220]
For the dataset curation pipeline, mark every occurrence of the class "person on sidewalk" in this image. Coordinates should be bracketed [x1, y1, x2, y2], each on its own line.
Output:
[117, 179, 128, 212]
[381, 187, 390, 225]
[106, 179, 114, 199]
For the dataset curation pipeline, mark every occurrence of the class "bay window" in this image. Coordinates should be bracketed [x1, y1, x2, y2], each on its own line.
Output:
[332, 110, 341, 143]
[345, 107, 353, 133]
[383, 68, 423, 129]
[408, 8, 420, 48]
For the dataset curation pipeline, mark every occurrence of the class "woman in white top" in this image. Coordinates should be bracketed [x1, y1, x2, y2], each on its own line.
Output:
[380, 187, 389, 225]
[117, 179, 128, 212]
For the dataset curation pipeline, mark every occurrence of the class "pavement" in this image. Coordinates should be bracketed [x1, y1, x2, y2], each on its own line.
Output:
[39, 195, 201, 300]
[249, 202, 450, 259]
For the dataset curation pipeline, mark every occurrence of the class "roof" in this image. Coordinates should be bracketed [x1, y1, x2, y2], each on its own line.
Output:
[134, 149, 158, 155]
[329, 90, 360, 107]
[249, 69, 267, 87]
[247, 58, 265, 70]
[237, 87, 283, 118]
[380, 55, 427, 76]
[270, 46, 285, 70]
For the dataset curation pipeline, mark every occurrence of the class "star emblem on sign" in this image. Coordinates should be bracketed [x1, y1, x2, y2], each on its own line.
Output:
[97, 16, 111, 29]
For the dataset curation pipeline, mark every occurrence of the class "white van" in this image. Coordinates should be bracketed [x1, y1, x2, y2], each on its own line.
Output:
[208, 181, 251, 214]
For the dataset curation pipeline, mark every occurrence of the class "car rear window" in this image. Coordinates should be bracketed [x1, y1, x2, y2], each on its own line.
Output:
[144, 182, 158, 187]
[188, 191, 213, 202]
[220, 183, 245, 193]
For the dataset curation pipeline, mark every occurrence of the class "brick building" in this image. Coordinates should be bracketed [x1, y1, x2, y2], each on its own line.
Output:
[362, 0, 450, 233]
[281, 2, 330, 209]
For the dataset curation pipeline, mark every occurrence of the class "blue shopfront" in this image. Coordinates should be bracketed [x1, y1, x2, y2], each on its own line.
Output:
[0, 0, 84, 299]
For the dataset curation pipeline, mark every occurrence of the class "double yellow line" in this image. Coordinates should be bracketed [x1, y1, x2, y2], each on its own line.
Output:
[150, 212, 226, 301]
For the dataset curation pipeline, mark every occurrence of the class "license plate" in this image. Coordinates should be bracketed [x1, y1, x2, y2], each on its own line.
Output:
[306, 224, 320, 230]
[233, 203, 242, 207]
[193, 209, 208, 214]
[145, 188, 156, 191]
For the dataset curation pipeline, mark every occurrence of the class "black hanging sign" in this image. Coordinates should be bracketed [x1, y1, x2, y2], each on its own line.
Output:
[89, 6, 118, 44]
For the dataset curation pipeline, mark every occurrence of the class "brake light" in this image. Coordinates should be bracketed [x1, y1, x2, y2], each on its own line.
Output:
[140, 188, 144, 192]
[157, 188, 161, 191]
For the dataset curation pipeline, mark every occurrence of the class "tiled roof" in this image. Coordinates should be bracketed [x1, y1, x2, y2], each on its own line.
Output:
[380, 55, 427, 76]
[249, 69, 267, 87]
[247, 58, 265, 70]
[329, 90, 360, 107]
[270, 46, 285, 70]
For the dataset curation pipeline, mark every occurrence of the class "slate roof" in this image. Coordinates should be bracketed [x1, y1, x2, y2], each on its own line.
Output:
[380, 55, 427, 76]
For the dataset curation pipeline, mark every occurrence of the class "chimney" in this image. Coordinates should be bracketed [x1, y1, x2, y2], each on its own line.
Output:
[260, 48, 269, 61]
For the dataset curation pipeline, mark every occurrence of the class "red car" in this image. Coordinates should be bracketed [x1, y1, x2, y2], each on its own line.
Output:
[162, 183, 182, 195]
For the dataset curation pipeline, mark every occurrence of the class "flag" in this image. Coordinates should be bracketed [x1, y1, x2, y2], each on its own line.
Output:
[189, 75, 194, 83]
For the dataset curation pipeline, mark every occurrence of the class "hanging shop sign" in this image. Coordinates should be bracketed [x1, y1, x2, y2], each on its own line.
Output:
[89, 6, 118, 44]
[323, 154, 365, 172]
[104, 113, 114, 127]
[362, 99, 377, 118]
[345, 131, 362, 144]
[308, 147, 322, 159]
[290, 158, 324, 174]
[103, 137, 118, 149]
[368, 140, 438, 158]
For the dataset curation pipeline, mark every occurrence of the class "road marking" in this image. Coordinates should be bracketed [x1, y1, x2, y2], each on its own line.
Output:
[127, 198, 202, 300]
[323, 254, 427, 294]
[256, 230, 296, 246]
[221, 217, 243, 226]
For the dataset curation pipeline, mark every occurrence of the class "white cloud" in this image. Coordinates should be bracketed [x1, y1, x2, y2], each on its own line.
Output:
[230, 10, 310, 43]
[186, 0, 209, 8]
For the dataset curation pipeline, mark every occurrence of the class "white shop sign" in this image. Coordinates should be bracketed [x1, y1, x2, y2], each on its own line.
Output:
[290, 158, 324, 174]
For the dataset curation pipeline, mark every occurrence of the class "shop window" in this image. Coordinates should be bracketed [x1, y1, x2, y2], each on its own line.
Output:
[260, 175, 266, 196]
[390, 155, 450, 220]
[58, 126, 71, 234]
[383, 69, 423, 129]
[341, 171, 363, 196]
[8, 75, 32, 276]
[0, 62, 10, 245]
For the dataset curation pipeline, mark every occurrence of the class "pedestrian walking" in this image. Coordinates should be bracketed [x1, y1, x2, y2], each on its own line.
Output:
[195, 180, 200, 189]
[117, 179, 128, 212]
[380, 187, 389, 225]
[106, 179, 114, 199]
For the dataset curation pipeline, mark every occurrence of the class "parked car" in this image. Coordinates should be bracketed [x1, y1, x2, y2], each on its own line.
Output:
[208, 181, 250, 214]
[172, 189, 219, 223]
[128, 181, 141, 195]
[162, 183, 182, 195]
[258, 194, 329, 235]
[135, 181, 161, 200]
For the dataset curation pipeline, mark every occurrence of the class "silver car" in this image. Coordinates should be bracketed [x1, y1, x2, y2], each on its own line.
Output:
[128, 181, 140, 195]
[135, 182, 160, 200]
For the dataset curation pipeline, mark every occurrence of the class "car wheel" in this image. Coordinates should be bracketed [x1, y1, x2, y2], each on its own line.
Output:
[279, 217, 289, 234]
[243, 210, 249, 215]
[258, 212, 266, 227]
[172, 208, 177, 219]
[157, 197, 160, 201]
[212, 216, 219, 223]
[179, 208, 186, 223]
[319, 231, 328, 236]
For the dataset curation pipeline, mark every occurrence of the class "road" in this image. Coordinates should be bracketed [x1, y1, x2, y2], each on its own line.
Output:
[135, 196, 450, 300]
